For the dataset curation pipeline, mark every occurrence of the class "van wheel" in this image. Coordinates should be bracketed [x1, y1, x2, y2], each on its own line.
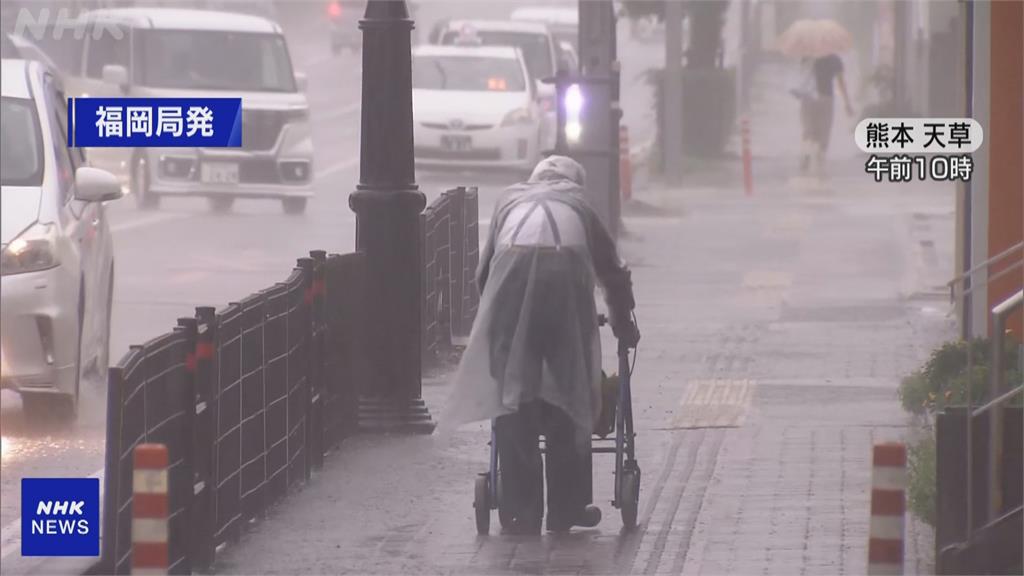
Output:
[209, 197, 235, 213]
[282, 197, 307, 215]
[133, 157, 160, 210]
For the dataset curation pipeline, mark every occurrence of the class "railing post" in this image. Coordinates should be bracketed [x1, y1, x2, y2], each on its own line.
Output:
[988, 312, 1005, 524]
[985, 289, 1022, 524]
[449, 187, 466, 342]
[309, 250, 328, 468]
[101, 366, 124, 574]
[298, 257, 316, 482]
[175, 317, 198, 575]
[420, 210, 430, 366]
[192, 306, 218, 570]
[463, 187, 480, 336]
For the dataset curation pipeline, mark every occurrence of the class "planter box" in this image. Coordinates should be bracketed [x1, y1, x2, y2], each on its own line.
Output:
[935, 406, 1023, 574]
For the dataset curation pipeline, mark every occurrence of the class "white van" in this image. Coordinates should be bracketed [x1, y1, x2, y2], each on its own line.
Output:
[60, 8, 313, 214]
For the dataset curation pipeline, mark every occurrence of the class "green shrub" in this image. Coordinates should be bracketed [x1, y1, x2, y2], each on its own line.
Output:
[907, 433, 937, 527]
[898, 339, 1021, 416]
[899, 337, 1021, 527]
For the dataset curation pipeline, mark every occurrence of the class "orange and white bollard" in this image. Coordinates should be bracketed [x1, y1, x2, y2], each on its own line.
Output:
[741, 116, 753, 196]
[868, 443, 906, 575]
[132, 444, 169, 575]
[619, 125, 632, 202]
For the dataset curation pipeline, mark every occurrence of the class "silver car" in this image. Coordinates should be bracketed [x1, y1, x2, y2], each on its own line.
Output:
[1, 59, 123, 420]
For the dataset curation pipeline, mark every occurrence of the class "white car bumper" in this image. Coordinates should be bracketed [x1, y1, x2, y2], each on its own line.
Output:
[0, 266, 79, 396]
[146, 149, 315, 199]
[414, 122, 540, 171]
[144, 119, 315, 200]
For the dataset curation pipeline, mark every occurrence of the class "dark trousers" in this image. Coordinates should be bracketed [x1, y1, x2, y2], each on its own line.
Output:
[494, 400, 592, 529]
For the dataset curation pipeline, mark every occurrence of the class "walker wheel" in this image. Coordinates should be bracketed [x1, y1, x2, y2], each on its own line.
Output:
[620, 468, 640, 530]
[474, 473, 491, 535]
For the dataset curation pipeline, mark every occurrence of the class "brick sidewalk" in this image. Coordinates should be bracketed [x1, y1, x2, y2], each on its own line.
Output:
[212, 60, 954, 575]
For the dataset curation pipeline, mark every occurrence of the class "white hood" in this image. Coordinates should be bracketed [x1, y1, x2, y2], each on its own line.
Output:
[129, 86, 308, 111]
[1, 186, 41, 245]
[413, 89, 531, 126]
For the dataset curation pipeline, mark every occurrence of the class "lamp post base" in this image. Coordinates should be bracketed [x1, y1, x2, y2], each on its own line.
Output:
[358, 396, 435, 434]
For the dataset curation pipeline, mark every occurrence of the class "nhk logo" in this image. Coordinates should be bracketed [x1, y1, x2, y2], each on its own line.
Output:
[31, 500, 90, 535]
[21, 478, 99, 557]
[9, 8, 126, 42]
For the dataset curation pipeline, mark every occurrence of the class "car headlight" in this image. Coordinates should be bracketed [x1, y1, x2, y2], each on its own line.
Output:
[502, 107, 534, 127]
[1, 222, 59, 276]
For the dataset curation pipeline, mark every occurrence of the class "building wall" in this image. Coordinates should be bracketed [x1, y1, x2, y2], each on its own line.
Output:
[986, 0, 1023, 340]
[968, 0, 991, 338]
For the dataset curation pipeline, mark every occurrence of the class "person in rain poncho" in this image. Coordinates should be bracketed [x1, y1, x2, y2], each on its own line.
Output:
[439, 156, 640, 534]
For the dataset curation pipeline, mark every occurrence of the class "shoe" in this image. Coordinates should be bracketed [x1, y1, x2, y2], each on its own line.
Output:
[546, 505, 602, 533]
[501, 518, 541, 536]
[577, 505, 602, 528]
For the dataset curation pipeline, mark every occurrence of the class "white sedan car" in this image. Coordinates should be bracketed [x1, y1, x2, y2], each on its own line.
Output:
[1, 59, 123, 420]
[412, 45, 543, 172]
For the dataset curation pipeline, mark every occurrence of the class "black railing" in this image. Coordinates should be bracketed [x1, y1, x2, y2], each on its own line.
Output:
[98, 252, 366, 574]
[936, 289, 1023, 575]
[421, 186, 480, 363]
[95, 188, 478, 574]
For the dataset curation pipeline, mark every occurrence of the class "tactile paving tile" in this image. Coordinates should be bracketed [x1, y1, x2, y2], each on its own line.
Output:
[672, 379, 756, 429]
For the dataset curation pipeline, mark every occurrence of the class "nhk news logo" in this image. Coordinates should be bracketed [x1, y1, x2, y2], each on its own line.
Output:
[21, 478, 99, 557]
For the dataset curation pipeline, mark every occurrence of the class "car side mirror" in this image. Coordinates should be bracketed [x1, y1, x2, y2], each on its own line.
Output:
[294, 71, 308, 92]
[74, 167, 123, 203]
[101, 64, 129, 93]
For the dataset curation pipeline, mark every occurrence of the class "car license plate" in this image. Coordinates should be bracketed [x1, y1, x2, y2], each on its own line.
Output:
[200, 162, 239, 184]
[441, 135, 472, 152]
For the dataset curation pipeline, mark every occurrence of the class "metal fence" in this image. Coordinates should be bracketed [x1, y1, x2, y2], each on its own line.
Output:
[95, 188, 478, 574]
[421, 186, 480, 363]
[936, 286, 1023, 574]
[98, 252, 367, 574]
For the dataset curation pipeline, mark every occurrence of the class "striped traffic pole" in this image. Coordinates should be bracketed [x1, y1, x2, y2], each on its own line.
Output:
[132, 443, 169, 575]
[868, 442, 906, 575]
[741, 116, 753, 196]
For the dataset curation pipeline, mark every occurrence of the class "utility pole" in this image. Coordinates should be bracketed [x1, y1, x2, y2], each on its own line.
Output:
[892, 0, 908, 109]
[349, 0, 433, 433]
[577, 0, 620, 237]
[738, 0, 752, 115]
[663, 0, 685, 185]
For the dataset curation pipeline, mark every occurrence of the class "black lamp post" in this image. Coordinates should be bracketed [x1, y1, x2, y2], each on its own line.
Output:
[349, 0, 433, 433]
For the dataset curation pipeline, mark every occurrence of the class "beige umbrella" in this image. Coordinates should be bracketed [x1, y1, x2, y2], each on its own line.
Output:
[777, 19, 853, 58]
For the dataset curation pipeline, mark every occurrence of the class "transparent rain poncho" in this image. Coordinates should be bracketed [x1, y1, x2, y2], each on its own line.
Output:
[439, 157, 631, 447]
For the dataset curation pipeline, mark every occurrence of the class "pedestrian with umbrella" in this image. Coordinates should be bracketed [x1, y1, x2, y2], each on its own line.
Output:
[778, 19, 855, 177]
